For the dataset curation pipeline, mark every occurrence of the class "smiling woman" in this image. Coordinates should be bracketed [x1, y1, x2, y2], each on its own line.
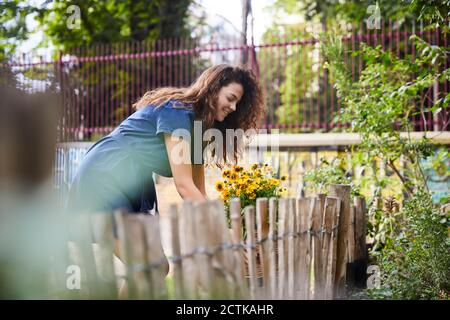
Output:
[66, 64, 264, 217]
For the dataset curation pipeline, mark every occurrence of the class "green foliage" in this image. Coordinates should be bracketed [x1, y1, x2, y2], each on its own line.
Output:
[320, 3, 450, 297]
[35, 0, 192, 52]
[0, 0, 35, 59]
[322, 34, 448, 196]
[371, 190, 450, 299]
[409, 0, 450, 28]
[271, 0, 410, 27]
[304, 157, 357, 195]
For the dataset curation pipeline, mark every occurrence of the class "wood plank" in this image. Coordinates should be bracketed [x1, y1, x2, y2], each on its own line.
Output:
[296, 197, 313, 299]
[312, 194, 326, 299]
[244, 206, 258, 299]
[287, 198, 296, 300]
[256, 198, 269, 298]
[90, 214, 117, 299]
[250, 132, 450, 148]
[209, 200, 235, 299]
[323, 197, 341, 300]
[68, 213, 100, 298]
[229, 198, 248, 298]
[168, 204, 184, 299]
[179, 201, 197, 299]
[113, 212, 145, 299]
[193, 202, 215, 299]
[142, 215, 168, 299]
[329, 184, 351, 299]
[268, 197, 278, 299]
[277, 198, 288, 299]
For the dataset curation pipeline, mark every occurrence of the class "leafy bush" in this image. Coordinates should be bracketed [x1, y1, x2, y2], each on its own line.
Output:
[321, 22, 450, 299]
[371, 189, 450, 299]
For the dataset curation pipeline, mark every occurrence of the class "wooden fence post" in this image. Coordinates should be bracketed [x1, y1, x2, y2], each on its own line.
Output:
[323, 196, 341, 299]
[168, 204, 184, 299]
[287, 198, 297, 300]
[277, 198, 288, 299]
[329, 184, 351, 298]
[90, 214, 118, 299]
[69, 213, 101, 299]
[230, 198, 247, 297]
[193, 202, 215, 299]
[142, 215, 168, 299]
[312, 194, 326, 299]
[256, 198, 269, 298]
[209, 200, 238, 299]
[114, 212, 148, 299]
[244, 206, 258, 299]
[296, 197, 313, 299]
[268, 197, 278, 299]
[180, 201, 197, 299]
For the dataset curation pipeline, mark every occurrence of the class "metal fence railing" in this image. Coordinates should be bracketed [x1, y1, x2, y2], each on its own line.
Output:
[3, 20, 449, 140]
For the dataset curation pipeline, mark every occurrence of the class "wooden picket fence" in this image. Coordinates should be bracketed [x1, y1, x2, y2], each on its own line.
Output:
[64, 184, 367, 300]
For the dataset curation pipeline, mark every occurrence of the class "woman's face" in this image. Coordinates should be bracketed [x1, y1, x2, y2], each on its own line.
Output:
[213, 82, 244, 122]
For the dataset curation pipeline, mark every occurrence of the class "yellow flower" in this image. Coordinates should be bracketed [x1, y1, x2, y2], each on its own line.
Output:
[222, 170, 231, 178]
[233, 165, 243, 173]
[230, 172, 238, 181]
[277, 187, 287, 196]
[270, 179, 280, 186]
[251, 163, 259, 170]
[220, 189, 229, 201]
[215, 181, 224, 192]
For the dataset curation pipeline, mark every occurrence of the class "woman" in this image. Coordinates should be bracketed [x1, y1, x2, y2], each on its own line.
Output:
[66, 64, 264, 215]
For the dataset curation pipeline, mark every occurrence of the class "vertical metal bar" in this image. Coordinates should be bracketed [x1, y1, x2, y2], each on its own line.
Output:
[128, 41, 133, 118]
[169, 37, 173, 86]
[276, 32, 281, 129]
[105, 42, 110, 133]
[130, 41, 135, 112]
[99, 43, 104, 135]
[184, 37, 188, 88]
[88, 46, 94, 137]
[302, 44, 307, 129]
[179, 37, 183, 87]
[124, 41, 128, 120]
[95, 43, 100, 136]
[116, 42, 121, 127]
[176, 37, 180, 87]
[317, 36, 321, 130]
[156, 39, 160, 89]
[427, 25, 432, 130]
[146, 40, 150, 91]
[444, 21, 449, 129]
[294, 34, 299, 129]
[80, 45, 85, 139]
[434, 24, 441, 130]
[152, 39, 156, 90]
[163, 38, 167, 87]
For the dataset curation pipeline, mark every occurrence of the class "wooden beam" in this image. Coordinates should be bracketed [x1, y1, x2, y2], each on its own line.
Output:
[251, 132, 450, 148]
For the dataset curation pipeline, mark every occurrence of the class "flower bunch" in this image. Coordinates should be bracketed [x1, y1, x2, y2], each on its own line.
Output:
[215, 163, 287, 225]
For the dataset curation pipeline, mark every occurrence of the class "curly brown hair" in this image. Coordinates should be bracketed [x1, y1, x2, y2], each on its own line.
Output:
[133, 64, 265, 166]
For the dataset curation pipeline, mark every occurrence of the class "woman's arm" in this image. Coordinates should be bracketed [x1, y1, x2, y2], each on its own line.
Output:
[164, 134, 206, 202]
[192, 164, 206, 197]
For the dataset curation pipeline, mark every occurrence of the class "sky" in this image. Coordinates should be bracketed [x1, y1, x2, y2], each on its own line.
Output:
[19, 0, 276, 54]
[200, 0, 276, 43]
